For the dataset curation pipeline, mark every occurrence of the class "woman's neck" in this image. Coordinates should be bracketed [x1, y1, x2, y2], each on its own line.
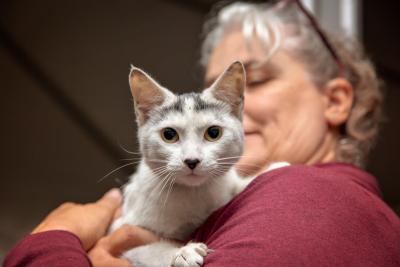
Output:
[305, 129, 339, 165]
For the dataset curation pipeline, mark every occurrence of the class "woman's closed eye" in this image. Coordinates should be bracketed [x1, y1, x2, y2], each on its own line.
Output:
[245, 61, 278, 89]
[247, 77, 272, 87]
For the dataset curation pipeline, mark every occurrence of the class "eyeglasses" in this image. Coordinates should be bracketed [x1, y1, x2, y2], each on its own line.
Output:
[277, 0, 345, 77]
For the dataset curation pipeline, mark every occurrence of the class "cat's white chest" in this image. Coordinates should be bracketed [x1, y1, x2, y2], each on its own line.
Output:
[114, 162, 242, 240]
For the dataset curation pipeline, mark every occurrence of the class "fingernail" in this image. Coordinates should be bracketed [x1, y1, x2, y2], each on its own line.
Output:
[104, 188, 122, 201]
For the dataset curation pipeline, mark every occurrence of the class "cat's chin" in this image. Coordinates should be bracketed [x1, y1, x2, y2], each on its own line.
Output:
[176, 173, 209, 187]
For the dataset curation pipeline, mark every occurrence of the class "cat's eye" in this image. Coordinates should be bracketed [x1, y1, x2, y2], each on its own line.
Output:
[161, 127, 179, 143]
[204, 126, 222, 142]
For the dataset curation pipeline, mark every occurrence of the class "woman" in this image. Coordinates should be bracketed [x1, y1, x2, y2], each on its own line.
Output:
[4, 1, 400, 266]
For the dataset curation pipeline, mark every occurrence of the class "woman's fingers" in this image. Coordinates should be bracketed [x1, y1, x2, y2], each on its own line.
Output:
[100, 225, 160, 256]
[113, 207, 122, 220]
[94, 189, 123, 222]
[88, 246, 133, 267]
[89, 225, 159, 267]
[31, 188, 124, 251]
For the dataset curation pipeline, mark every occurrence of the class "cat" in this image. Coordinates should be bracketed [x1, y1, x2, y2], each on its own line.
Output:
[111, 61, 252, 267]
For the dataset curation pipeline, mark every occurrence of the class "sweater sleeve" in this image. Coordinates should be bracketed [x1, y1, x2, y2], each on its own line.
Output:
[3, 230, 92, 267]
[193, 164, 400, 267]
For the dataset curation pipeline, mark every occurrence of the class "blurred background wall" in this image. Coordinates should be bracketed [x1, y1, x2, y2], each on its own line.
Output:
[0, 0, 399, 258]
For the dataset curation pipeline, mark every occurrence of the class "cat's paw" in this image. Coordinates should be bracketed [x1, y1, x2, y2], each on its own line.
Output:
[170, 242, 209, 267]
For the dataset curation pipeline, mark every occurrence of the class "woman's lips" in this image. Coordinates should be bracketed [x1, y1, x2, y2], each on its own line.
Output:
[245, 131, 257, 135]
[244, 131, 260, 142]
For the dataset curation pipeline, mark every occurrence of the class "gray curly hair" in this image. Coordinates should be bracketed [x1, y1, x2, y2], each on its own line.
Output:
[200, 2, 383, 168]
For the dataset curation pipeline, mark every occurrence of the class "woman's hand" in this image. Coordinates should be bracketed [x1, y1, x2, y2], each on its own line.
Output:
[31, 188, 160, 266]
[88, 224, 160, 267]
[32, 188, 123, 250]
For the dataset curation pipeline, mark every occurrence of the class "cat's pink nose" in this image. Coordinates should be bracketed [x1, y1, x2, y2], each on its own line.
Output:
[184, 159, 200, 170]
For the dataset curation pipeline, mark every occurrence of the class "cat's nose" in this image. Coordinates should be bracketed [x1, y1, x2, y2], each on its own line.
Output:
[184, 158, 200, 170]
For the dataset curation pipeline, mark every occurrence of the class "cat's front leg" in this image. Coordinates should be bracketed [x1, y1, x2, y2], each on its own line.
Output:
[123, 240, 209, 267]
[171, 242, 209, 267]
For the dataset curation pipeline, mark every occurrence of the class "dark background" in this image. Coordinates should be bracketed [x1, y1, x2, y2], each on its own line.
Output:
[0, 0, 399, 257]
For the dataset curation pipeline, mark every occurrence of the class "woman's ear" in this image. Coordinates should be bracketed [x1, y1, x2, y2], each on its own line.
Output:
[323, 78, 354, 127]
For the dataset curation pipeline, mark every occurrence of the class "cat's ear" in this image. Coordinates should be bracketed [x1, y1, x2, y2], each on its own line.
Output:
[207, 61, 245, 119]
[129, 66, 173, 125]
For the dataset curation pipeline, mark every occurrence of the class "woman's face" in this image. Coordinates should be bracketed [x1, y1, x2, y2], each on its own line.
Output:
[205, 31, 336, 175]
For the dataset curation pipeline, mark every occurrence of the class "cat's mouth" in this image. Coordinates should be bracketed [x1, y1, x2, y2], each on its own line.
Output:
[186, 170, 200, 177]
[177, 171, 208, 187]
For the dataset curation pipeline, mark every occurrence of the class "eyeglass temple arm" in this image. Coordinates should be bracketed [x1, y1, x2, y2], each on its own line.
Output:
[279, 0, 345, 77]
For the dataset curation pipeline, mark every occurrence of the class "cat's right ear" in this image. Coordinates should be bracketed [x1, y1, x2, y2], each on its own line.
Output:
[206, 61, 246, 119]
[129, 66, 173, 125]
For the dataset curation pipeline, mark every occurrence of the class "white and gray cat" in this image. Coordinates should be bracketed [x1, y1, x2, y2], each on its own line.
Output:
[112, 61, 252, 267]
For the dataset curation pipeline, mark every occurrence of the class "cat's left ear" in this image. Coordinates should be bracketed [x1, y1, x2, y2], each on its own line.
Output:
[129, 66, 174, 126]
[206, 61, 245, 119]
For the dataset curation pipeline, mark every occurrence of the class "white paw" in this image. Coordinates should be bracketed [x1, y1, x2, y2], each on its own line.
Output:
[171, 242, 209, 267]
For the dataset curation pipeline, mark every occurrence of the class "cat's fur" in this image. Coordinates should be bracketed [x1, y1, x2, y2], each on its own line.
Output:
[112, 62, 251, 267]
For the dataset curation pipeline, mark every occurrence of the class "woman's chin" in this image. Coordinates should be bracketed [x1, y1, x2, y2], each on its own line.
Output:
[244, 133, 263, 147]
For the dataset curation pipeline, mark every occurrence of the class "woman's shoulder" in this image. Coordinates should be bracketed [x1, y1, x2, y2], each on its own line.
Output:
[238, 163, 386, 210]
[252, 162, 380, 197]
[193, 163, 400, 266]
[238, 162, 397, 226]
[232, 163, 378, 210]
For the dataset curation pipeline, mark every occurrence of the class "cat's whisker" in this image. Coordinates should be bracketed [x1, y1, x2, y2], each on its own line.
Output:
[150, 169, 169, 185]
[156, 173, 174, 201]
[152, 165, 168, 171]
[162, 173, 177, 210]
[120, 158, 142, 162]
[113, 177, 127, 186]
[97, 162, 135, 183]
[216, 157, 255, 162]
[209, 171, 225, 187]
[154, 167, 170, 177]
[152, 168, 167, 175]
[147, 159, 170, 163]
[215, 162, 236, 166]
[118, 143, 141, 155]
[216, 156, 242, 161]
[147, 167, 173, 193]
[209, 169, 220, 178]
[147, 176, 167, 199]
[208, 169, 229, 179]
[217, 162, 262, 168]
[152, 171, 172, 197]
[234, 161, 264, 166]
[216, 155, 258, 161]
[234, 167, 256, 177]
[152, 171, 170, 184]
[216, 166, 231, 176]
[118, 160, 142, 166]
[152, 167, 171, 178]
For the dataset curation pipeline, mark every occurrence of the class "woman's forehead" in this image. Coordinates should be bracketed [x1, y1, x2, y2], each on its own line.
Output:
[205, 31, 285, 85]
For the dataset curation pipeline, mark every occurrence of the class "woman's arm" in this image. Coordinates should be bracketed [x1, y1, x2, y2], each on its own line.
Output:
[193, 164, 400, 266]
[3, 189, 158, 267]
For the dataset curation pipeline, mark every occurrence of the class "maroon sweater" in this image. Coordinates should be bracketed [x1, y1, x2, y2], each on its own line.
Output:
[4, 163, 400, 266]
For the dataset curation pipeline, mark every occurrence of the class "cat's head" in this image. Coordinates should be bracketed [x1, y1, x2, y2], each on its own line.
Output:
[129, 62, 245, 187]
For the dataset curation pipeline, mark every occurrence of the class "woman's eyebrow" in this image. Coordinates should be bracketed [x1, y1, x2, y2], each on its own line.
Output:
[245, 60, 279, 73]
